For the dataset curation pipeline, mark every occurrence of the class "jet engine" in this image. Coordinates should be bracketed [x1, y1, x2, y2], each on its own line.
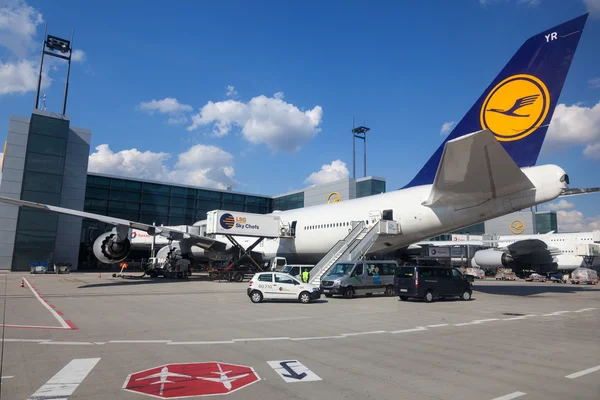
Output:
[93, 231, 131, 264]
[473, 249, 513, 268]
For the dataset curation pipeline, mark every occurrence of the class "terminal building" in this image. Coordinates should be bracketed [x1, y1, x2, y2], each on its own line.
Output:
[0, 110, 557, 271]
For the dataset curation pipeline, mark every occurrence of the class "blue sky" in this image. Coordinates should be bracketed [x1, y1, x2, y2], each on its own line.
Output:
[0, 0, 599, 231]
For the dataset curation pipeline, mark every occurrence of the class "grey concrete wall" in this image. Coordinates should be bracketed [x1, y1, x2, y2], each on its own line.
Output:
[484, 211, 535, 236]
[0, 116, 30, 269]
[54, 126, 91, 270]
[304, 179, 354, 207]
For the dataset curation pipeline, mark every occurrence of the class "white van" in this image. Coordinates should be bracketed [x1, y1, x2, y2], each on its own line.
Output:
[320, 260, 398, 299]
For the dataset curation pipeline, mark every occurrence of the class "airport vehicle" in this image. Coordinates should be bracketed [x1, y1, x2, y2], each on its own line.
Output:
[247, 272, 321, 304]
[395, 266, 472, 303]
[550, 273, 567, 283]
[144, 257, 191, 279]
[0, 15, 590, 276]
[525, 273, 547, 282]
[207, 256, 287, 282]
[320, 260, 397, 299]
[569, 268, 598, 285]
[495, 269, 518, 281]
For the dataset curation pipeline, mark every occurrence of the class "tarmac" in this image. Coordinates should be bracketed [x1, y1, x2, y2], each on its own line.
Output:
[0, 273, 598, 399]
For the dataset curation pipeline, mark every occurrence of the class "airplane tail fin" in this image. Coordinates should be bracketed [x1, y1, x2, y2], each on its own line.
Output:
[404, 14, 588, 188]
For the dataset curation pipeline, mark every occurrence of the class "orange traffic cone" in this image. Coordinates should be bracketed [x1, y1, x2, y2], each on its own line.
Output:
[20, 278, 24, 288]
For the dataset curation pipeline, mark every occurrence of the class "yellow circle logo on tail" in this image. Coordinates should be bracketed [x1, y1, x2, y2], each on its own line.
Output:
[509, 220, 525, 235]
[480, 74, 550, 142]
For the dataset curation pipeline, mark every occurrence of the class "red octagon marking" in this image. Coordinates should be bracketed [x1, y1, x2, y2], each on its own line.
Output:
[123, 362, 260, 399]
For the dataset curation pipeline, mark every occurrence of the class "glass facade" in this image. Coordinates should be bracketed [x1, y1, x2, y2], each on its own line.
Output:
[535, 212, 558, 234]
[13, 114, 70, 270]
[356, 179, 386, 198]
[272, 192, 304, 211]
[82, 174, 273, 243]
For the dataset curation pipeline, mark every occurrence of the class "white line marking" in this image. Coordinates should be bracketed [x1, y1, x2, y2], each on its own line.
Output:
[524, 314, 537, 317]
[23, 278, 70, 329]
[233, 337, 290, 342]
[426, 324, 449, 328]
[291, 336, 344, 341]
[1, 376, 13, 379]
[474, 318, 501, 323]
[453, 322, 477, 326]
[390, 326, 427, 334]
[0, 339, 49, 343]
[565, 365, 600, 379]
[167, 341, 235, 345]
[574, 308, 597, 313]
[108, 340, 172, 344]
[504, 316, 527, 320]
[491, 391, 526, 400]
[94, 342, 105, 345]
[40, 341, 94, 346]
[341, 330, 386, 336]
[27, 358, 100, 400]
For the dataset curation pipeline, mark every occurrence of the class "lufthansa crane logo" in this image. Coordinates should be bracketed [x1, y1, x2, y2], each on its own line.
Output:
[219, 213, 235, 229]
[327, 192, 341, 204]
[480, 74, 550, 142]
[509, 220, 525, 235]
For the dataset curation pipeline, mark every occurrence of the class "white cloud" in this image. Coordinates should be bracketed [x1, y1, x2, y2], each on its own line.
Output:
[556, 209, 600, 232]
[542, 199, 575, 212]
[584, 143, 600, 159]
[304, 160, 349, 186]
[440, 121, 456, 135]
[274, 92, 284, 100]
[589, 77, 600, 89]
[583, 0, 600, 15]
[167, 115, 188, 125]
[0, 58, 50, 94]
[544, 102, 600, 158]
[88, 144, 237, 190]
[225, 85, 237, 97]
[71, 49, 86, 62]
[0, 0, 43, 58]
[188, 93, 323, 152]
[138, 98, 193, 114]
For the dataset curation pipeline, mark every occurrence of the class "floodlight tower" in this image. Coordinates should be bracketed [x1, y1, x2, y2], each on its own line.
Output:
[352, 121, 370, 179]
[34, 24, 75, 115]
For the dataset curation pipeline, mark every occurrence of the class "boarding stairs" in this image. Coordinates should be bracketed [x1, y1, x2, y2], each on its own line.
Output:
[308, 219, 399, 285]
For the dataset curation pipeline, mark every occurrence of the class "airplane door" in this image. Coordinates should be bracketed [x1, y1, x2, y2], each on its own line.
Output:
[290, 221, 297, 237]
[382, 209, 393, 221]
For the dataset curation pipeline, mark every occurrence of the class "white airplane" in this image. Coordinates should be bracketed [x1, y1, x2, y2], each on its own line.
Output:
[196, 363, 248, 390]
[135, 366, 191, 396]
[0, 14, 592, 269]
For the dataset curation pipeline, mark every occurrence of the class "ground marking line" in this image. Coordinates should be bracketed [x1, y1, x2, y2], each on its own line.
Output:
[491, 391, 526, 400]
[291, 336, 344, 341]
[233, 337, 290, 342]
[454, 322, 477, 326]
[504, 316, 527, 320]
[27, 357, 100, 400]
[108, 340, 172, 344]
[390, 326, 427, 334]
[40, 341, 95, 346]
[167, 340, 235, 345]
[565, 365, 600, 379]
[426, 324, 449, 328]
[1, 376, 13, 379]
[22, 278, 70, 329]
[341, 330, 386, 336]
[574, 308, 597, 313]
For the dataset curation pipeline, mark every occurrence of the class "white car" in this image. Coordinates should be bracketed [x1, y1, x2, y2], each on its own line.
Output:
[247, 272, 321, 304]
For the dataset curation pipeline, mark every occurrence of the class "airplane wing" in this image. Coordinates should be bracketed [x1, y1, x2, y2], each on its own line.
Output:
[422, 130, 535, 209]
[415, 240, 486, 246]
[560, 187, 600, 197]
[0, 196, 223, 251]
[136, 373, 162, 380]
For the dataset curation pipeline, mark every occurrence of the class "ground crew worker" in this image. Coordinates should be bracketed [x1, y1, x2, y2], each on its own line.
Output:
[302, 269, 309, 283]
